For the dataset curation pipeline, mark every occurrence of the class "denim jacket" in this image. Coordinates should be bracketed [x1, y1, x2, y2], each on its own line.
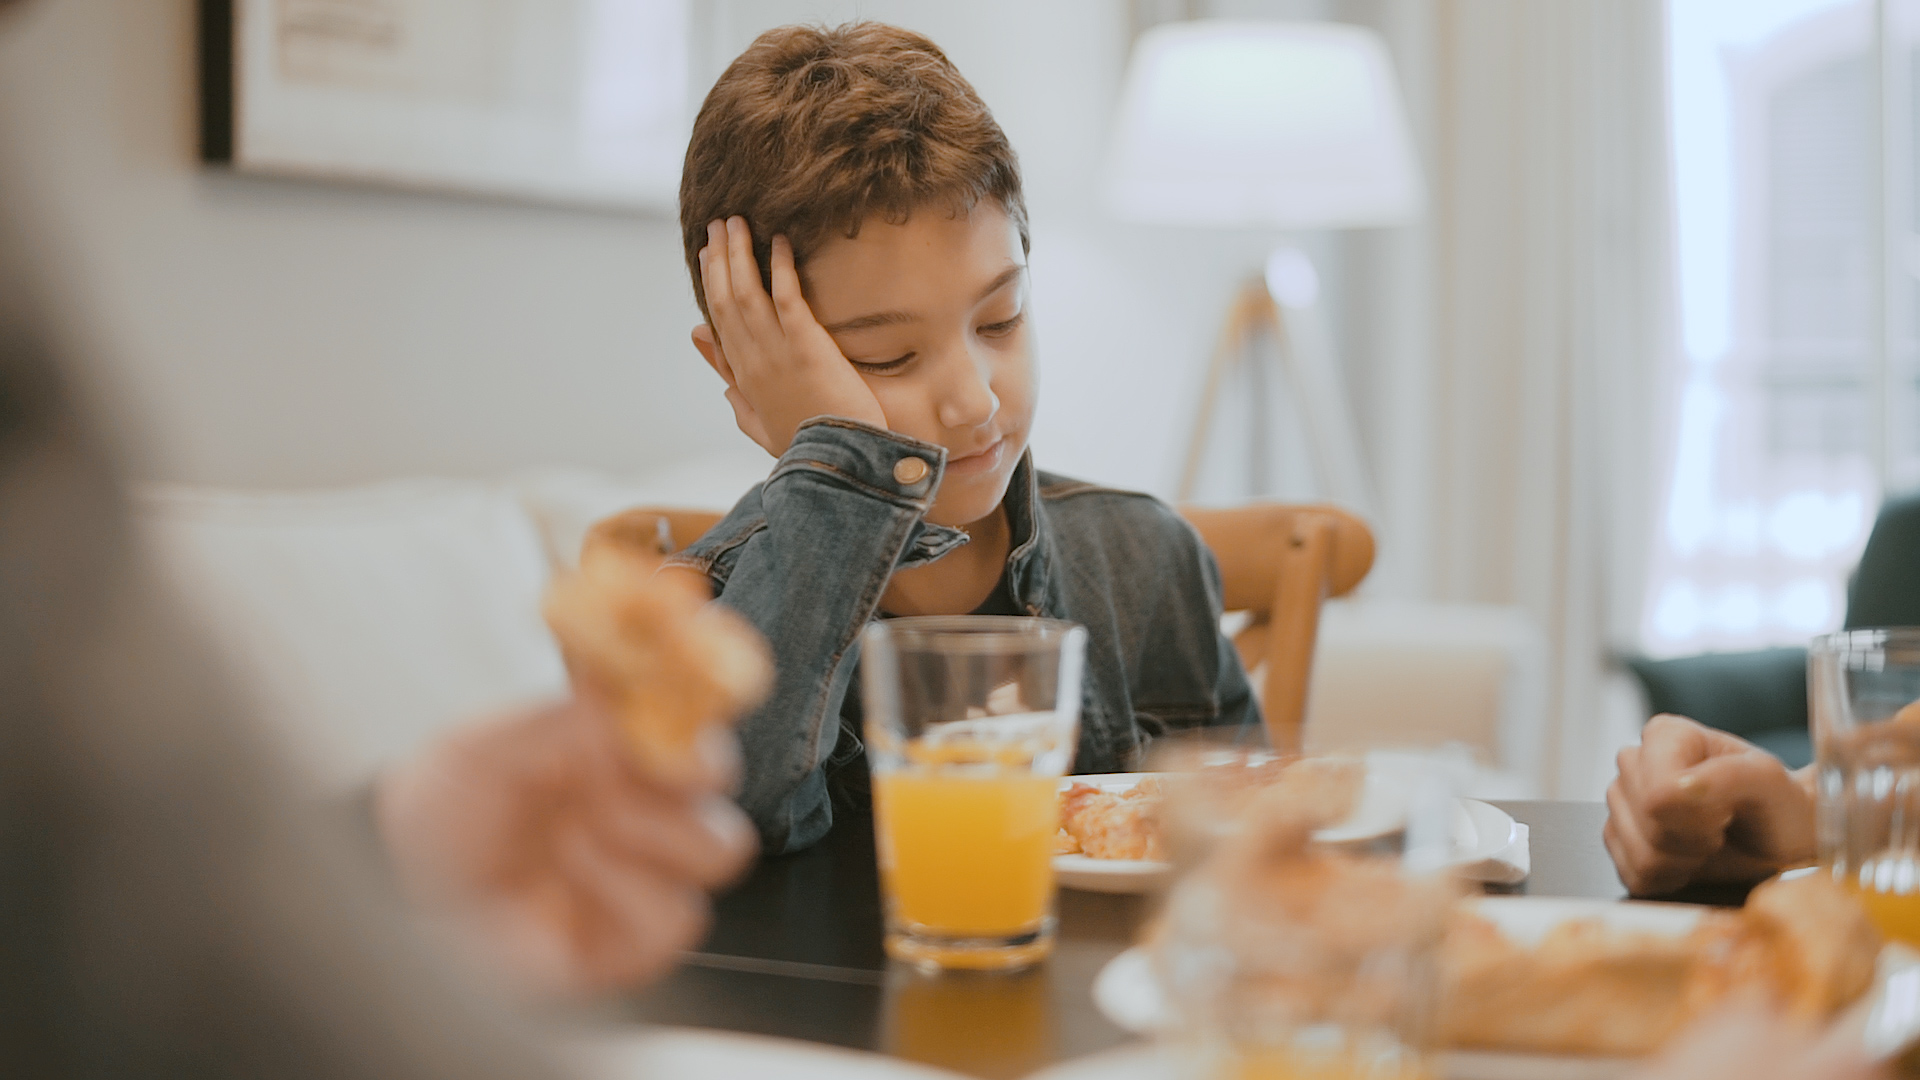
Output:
[669, 418, 1260, 853]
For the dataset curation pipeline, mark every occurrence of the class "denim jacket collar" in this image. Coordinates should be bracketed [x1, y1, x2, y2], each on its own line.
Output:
[1002, 451, 1053, 616]
[898, 448, 1056, 618]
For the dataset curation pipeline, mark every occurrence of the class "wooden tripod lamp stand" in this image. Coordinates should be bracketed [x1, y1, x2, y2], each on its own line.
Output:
[1105, 19, 1423, 748]
[1106, 17, 1423, 513]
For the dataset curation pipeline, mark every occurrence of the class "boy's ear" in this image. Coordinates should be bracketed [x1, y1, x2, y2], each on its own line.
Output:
[691, 324, 737, 388]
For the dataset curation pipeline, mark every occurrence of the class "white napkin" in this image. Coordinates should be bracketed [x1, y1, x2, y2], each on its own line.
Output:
[1455, 820, 1531, 886]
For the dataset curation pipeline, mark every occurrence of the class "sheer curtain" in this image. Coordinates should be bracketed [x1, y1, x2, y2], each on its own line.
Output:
[1353, 0, 1674, 796]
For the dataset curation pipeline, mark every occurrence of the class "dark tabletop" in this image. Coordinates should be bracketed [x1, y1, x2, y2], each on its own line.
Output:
[620, 800, 1637, 1079]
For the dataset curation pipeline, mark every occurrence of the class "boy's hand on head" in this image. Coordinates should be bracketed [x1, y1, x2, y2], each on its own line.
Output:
[693, 216, 888, 455]
[1603, 714, 1815, 896]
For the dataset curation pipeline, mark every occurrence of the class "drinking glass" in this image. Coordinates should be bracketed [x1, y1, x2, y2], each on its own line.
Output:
[862, 616, 1086, 972]
[1813, 628, 1920, 946]
[1149, 738, 1454, 1080]
[1153, 825, 1448, 1080]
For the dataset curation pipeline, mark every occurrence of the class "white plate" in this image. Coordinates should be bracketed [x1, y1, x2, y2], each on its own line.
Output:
[568, 1027, 968, 1080]
[1054, 769, 1523, 894]
[1092, 897, 1706, 1037]
[1086, 896, 1920, 1080]
[1027, 1044, 1632, 1080]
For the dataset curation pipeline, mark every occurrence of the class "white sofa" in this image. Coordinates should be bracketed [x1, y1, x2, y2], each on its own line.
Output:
[137, 456, 1547, 796]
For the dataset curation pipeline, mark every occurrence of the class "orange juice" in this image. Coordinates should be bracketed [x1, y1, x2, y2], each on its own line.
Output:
[1223, 1048, 1432, 1080]
[873, 769, 1058, 936]
[1850, 880, 1920, 947]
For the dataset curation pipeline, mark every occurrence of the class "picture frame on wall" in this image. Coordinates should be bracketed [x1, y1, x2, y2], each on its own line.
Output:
[199, 0, 691, 212]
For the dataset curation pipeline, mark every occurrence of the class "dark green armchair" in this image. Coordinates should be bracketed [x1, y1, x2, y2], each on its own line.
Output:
[1624, 493, 1920, 768]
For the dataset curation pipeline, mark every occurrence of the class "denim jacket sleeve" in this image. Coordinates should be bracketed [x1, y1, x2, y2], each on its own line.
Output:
[688, 418, 965, 854]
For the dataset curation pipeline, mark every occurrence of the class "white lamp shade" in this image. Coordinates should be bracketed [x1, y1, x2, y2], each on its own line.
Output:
[1105, 20, 1425, 229]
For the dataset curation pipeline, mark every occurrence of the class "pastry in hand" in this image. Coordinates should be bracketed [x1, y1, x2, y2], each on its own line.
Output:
[542, 543, 772, 782]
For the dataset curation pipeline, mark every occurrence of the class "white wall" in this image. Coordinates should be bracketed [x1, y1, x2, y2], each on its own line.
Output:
[0, 0, 1367, 505]
[0, 0, 734, 488]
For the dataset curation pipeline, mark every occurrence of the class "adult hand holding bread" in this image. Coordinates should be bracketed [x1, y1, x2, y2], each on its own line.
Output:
[691, 216, 889, 454]
[375, 543, 773, 997]
[1604, 714, 1815, 896]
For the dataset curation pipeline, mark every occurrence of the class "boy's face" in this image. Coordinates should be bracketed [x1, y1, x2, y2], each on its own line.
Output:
[801, 203, 1034, 529]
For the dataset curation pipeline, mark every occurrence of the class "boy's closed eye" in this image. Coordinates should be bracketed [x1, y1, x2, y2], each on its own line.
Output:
[851, 353, 916, 375]
[843, 311, 1028, 376]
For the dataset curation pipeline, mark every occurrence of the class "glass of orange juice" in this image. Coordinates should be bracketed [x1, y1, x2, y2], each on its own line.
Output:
[861, 616, 1086, 972]
[1813, 628, 1920, 946]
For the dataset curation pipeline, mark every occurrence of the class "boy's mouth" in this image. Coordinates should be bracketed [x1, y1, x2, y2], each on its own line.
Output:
[946, 437, 1006, 478]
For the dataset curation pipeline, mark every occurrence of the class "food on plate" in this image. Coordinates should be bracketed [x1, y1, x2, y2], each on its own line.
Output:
[542, 542, 772, 781]
[1056, 755, 1364, 863]
[1438, 909, 1697, 1056]
[1061, 778, 1164, 860]
[1685, 868, 1881, 1020]
[1237, 755, 1365, 832]
[1147, 783, 1459, 1048]
[1437, 873, 1881, 1057]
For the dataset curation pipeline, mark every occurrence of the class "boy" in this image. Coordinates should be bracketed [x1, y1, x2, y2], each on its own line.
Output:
[673, 22, 1257, 853]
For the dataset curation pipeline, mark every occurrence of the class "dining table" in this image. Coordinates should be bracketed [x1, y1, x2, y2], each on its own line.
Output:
[617, 800, 1732, 1080]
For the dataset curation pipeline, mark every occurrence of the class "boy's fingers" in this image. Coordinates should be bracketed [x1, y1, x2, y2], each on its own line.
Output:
[700, 241, 742, 341]
[768, 235, 810, 329]
[691, 324, 738, 387]
[724, 216, 775, 322]
[701, 236, 763, 366]
[701, 224, 732, 309]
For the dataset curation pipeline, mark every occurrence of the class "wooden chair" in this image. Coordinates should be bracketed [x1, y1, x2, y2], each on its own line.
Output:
[584, 502, 1373, 752]
[1178, 505, 1373, 751]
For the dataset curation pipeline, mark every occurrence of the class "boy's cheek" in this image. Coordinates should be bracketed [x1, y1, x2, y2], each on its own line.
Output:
[863, 378, 937, 440]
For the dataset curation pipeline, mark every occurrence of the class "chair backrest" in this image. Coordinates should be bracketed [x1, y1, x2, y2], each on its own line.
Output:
[1178, 505, 1373, 751]
[583, 502, 1376, 752]
[1847, 492, 1920, 629]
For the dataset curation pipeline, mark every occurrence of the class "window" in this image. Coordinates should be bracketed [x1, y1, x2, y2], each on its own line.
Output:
[1645, 0, 1920, 656]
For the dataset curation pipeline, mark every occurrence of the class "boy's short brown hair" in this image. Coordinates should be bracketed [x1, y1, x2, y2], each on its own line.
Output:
[679, 22, 1028, 320]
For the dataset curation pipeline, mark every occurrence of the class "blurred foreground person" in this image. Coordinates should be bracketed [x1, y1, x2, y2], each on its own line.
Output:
[0, 13, 754, 1080]
[0, 248, 757, 1076]
[1605, 714, 1816, 897]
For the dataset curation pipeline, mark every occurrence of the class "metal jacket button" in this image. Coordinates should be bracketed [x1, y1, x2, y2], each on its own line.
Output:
[893, 457, 929, 485]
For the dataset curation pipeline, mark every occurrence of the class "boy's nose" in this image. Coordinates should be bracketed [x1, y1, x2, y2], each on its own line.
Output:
[935, 353, 999, 431]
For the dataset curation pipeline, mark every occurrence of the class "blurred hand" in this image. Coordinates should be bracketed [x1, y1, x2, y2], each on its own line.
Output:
[691, 216, 888, 454]
[1604, 714, 1815, 896]
[1628, 1003, 1883, 1080]
[374, 696, 756, 997]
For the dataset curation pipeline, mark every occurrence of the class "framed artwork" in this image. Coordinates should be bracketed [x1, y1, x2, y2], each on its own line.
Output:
[199, 0, 691, 211]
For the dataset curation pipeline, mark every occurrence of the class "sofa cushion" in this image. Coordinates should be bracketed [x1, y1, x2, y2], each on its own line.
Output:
[136, 480, 568, 786]
[509, 450, 771, 570]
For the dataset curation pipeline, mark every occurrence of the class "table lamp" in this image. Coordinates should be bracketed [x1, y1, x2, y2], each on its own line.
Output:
[1105, 20, 1425, 514]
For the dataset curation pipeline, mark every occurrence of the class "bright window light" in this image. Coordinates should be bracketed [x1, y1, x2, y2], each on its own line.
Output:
[1643, 0, 1879, 657]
